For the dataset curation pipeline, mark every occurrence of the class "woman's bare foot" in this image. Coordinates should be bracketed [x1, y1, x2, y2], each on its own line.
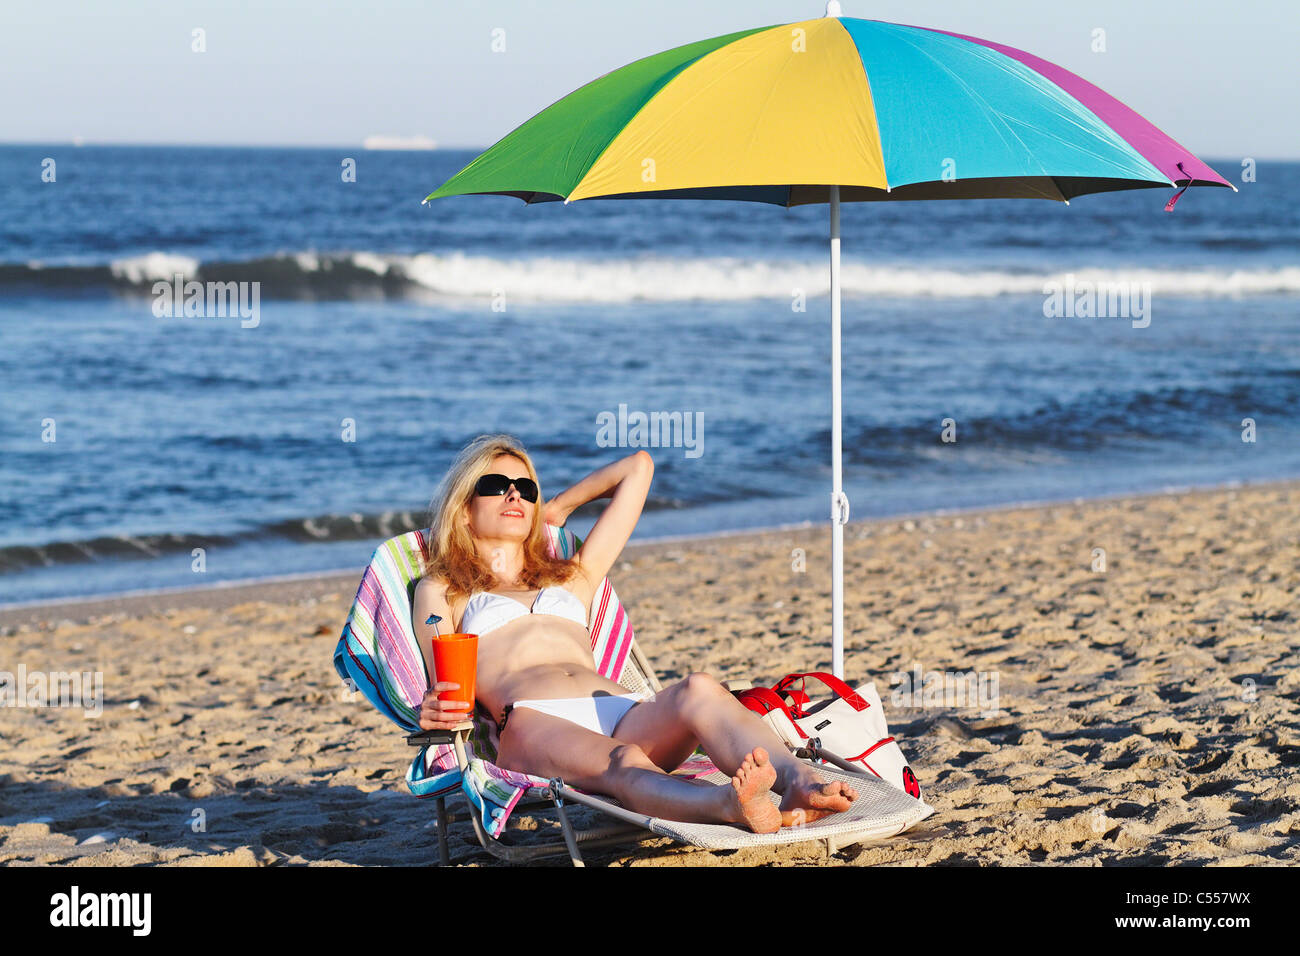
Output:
[724, 747, 782, 833]
[778, 768, 858, 827]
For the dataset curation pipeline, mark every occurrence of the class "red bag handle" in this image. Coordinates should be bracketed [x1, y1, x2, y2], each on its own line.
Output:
[734, 687, 808, 739]
[736, 687, 791, 717]
[774, 672, 869, 713]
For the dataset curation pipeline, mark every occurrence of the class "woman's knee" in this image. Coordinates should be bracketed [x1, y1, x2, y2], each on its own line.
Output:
[599, 743, 663, 800]
[608, 742, 657, 773]
[677, 672, 731, 716]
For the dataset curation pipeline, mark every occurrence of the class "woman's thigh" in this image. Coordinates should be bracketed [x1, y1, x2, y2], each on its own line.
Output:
[608, 679, 701, 773]
[495, 706, 645, 791]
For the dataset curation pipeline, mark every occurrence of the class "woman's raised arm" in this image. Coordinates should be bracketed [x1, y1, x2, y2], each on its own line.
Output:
[563, 451, 654, 588]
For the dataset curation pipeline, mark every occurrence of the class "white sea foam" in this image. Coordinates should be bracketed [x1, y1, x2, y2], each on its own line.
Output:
[108, 252, 201, 283]
[350, 251, 391, 275]
[98, 251, 1300, 302]
[387, 254, 1300, 302]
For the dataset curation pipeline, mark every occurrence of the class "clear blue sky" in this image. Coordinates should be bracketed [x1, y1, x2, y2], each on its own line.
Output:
[3, 0, 1295, 157]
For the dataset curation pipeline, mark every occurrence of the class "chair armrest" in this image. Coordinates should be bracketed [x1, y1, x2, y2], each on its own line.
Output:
[721, 679, 754, 693]
[406, 722, 475, 747]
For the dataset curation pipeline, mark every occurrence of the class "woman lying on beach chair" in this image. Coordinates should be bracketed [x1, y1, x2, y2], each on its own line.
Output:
[413, 434, 858, 833]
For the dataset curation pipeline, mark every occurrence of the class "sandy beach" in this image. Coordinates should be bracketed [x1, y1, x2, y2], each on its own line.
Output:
[1, 480, 1297, 867]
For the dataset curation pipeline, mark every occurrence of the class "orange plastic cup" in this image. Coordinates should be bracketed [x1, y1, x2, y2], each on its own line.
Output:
[430, 633, 478, 711]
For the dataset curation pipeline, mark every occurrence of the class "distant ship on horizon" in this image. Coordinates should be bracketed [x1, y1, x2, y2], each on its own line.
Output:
[362, 135, 438, 151]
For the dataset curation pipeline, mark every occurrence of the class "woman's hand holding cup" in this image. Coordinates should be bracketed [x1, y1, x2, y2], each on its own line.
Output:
[419, 682, 473, 730]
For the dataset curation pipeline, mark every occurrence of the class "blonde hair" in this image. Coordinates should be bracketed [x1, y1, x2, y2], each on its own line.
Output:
[420, 434, 576, 603]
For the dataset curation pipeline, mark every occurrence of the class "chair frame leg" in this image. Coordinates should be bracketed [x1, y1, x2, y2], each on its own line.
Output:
[794, 739, 883, 779]
[548, 778, 585, 867]
[434, 796, 450, 866]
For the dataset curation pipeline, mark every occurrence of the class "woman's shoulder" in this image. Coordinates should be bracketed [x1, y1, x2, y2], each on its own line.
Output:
[555, 560, 599, 606]
[414, 574, 466, 629]
[414, 573, 452, 604]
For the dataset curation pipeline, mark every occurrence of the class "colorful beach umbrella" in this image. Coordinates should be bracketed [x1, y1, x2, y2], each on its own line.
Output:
[425, 2, 1233, 677]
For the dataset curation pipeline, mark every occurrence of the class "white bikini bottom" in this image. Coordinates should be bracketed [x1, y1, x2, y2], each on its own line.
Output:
[505, 690, 655, 737]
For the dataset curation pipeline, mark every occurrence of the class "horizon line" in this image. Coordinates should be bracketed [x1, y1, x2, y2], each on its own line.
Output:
[0, 139, 1289, 163]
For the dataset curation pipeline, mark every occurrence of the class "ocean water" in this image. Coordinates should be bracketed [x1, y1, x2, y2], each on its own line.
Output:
[0, 144, 1296, 604]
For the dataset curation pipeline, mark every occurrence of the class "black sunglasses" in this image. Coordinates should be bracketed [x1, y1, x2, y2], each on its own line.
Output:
[474, 473, 539, 503]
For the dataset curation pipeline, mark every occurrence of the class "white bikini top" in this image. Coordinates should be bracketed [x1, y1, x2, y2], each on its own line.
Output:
[460, 586, 588, 636]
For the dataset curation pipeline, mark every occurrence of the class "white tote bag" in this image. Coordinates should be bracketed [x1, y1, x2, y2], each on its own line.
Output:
[735, 672, 921, 799]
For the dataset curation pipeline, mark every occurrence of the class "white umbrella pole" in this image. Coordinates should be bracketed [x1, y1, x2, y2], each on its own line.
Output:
[829, 185, 847, 679]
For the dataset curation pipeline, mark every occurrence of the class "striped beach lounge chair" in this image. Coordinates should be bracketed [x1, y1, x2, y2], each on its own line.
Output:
[333, 523, 933, 865]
